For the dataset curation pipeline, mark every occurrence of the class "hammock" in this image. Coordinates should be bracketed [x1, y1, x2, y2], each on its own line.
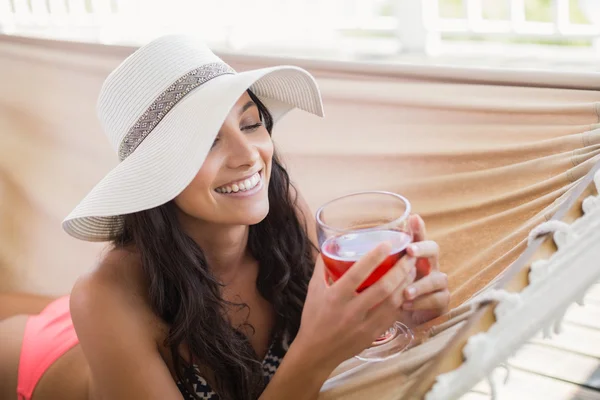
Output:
[1, 34, 599, 399]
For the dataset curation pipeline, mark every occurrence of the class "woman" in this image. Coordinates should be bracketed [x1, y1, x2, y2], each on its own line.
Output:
[0, 35, 450, 400]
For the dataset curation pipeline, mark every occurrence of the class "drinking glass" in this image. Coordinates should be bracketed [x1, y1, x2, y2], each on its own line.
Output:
[316, 191, 415, 362]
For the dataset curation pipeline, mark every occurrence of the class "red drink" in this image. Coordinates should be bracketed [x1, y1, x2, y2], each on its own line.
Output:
[321, 230, 412, 292]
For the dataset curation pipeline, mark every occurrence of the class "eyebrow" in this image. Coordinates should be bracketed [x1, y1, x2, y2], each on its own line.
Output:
[238, 100, 257, 117]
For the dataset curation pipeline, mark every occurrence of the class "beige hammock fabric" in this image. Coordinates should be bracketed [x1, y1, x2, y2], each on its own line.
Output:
[1, 34, 599, 398]
[276, 76, 600, 309]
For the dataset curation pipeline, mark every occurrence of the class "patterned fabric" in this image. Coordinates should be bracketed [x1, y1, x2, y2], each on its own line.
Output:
[177, 332, 291, 399]
[118, 62, 236, 161]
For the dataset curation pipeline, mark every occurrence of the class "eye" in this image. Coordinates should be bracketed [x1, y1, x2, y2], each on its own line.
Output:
[211, 136, 220, 149]
[241, 122, 263, 132]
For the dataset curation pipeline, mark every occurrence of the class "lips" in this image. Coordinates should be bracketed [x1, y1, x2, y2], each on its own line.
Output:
[215, 171, 261, 194]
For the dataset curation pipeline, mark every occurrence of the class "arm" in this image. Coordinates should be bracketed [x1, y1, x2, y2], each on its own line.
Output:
[259, 339, 334, 400]
[70, 252, 183, 400]
[264, 187, 419, 398]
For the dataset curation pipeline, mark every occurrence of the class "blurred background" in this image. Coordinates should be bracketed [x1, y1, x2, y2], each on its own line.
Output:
[1, 2, 600, 399]
[1, 0, 599, 70]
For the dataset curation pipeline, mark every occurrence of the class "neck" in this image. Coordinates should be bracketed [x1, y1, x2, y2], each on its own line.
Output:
[178, 215, 252, 283]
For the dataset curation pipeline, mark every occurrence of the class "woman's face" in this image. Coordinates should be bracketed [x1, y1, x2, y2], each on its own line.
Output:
[174, 92, 274, 226]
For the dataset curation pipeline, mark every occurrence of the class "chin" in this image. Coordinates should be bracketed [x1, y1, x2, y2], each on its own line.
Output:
[242, 204, 270, 226]
[219, 199, 270, 226]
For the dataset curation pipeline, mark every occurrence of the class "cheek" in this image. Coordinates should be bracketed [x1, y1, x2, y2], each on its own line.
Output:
[259, 138, 275, 168]
[174, 167, 217, 211]
[190, 168, 215, 192]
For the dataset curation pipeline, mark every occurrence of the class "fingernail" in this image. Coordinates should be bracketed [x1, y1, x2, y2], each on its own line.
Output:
[407, 287, 416, 299]
[409, 245, 418, 255]
[403, 302, 413, 310]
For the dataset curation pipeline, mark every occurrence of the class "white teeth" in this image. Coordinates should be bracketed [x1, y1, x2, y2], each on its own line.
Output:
[216, 172, 261, 194]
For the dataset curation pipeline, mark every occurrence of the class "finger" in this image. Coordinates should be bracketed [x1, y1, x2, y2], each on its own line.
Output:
[335, 242, 392, 294]
[410, 309, 446, 325]
[362, 272, 415, 336]
[404, 271, 448, 301]
[357, 255, 416, 311]
[403, 289, 450, 311]
[406, 240, 439, 261]
[406, 240, 440, 275]
[410, 214, 427, 242]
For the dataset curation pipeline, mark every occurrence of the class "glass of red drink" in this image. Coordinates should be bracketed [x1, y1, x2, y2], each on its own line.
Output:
[316, 191, 414, 362]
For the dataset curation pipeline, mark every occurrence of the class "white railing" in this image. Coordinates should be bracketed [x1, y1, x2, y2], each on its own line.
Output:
[427, 0, 599, 38]
[422, 0, 600, 52]
[0, 0, 599, 57]
[415, 0, 600, 59]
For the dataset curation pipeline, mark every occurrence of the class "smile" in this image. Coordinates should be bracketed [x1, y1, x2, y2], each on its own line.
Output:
[215, 171, 262, 194]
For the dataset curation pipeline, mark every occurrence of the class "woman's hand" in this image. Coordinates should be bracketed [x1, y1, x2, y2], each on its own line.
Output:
[295, 242, 417, 372]
[401, 215, 450, 325]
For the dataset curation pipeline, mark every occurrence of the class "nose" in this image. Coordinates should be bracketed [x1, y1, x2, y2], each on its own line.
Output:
[224, 128, 260, 169]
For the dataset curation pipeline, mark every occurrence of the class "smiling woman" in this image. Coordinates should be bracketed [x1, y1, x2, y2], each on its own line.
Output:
[175, 92, 274, 227]
[107, 87, 311, 400]
[0, 34, 447, 400]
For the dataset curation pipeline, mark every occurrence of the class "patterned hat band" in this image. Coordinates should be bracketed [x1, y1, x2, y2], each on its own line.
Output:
[118, 62, 236, 161]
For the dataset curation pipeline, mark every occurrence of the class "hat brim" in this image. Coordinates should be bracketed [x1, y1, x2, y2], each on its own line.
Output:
[63, 66, 324, 241]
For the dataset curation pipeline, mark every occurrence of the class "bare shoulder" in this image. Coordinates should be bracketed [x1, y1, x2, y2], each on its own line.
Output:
[70, 246, 165, 343]
[70, 249, 182, 399]
[71, 246, 145, 306]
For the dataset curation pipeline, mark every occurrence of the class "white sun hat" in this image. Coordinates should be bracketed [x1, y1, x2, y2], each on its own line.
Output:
[62, 34, 324, 242]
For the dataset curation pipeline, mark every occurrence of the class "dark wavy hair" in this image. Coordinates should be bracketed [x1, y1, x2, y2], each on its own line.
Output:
[111, 91, 316, 399]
